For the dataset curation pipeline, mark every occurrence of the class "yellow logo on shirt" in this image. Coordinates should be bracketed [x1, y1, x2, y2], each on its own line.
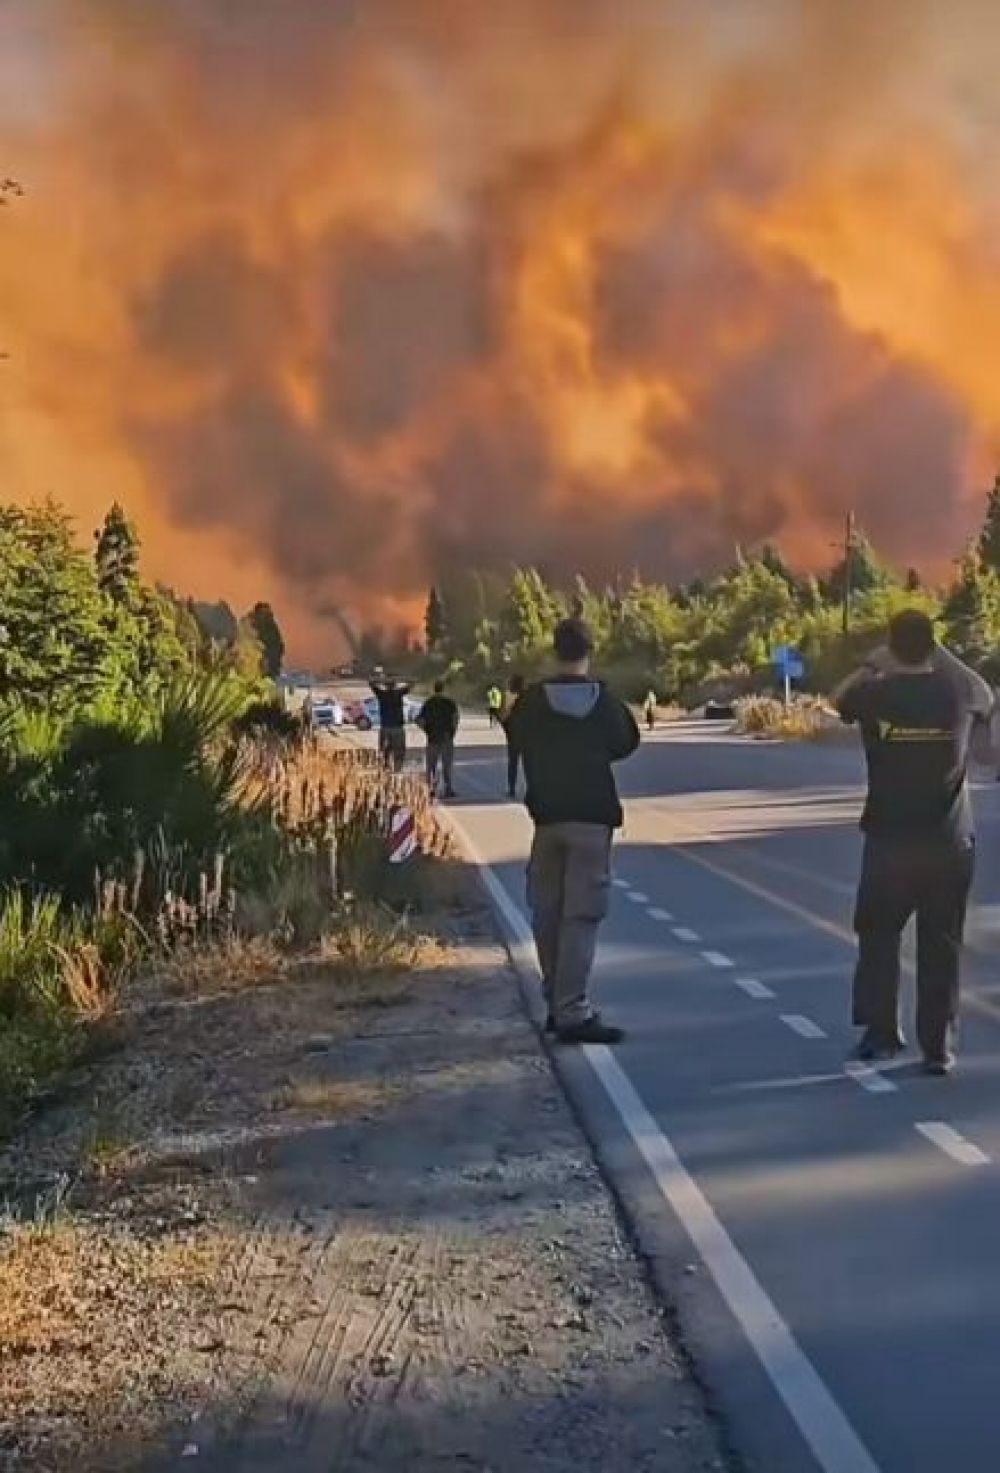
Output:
[877, 721, 951, 743]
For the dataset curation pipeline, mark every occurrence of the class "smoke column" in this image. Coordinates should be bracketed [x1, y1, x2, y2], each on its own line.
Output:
[2, 0, 999, 652]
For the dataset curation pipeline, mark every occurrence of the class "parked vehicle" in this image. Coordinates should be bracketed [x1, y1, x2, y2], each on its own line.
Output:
[310, 698, 345, 729]
[346, 695, 421, 731]
[704, 698, 735, 721]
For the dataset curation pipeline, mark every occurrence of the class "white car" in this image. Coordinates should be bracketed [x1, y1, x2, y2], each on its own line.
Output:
[349, 695, 421, 731]
[310, 698, 345, 729]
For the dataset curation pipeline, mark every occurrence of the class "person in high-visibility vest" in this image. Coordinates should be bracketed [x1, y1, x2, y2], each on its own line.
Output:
[486, 685, 504, 727]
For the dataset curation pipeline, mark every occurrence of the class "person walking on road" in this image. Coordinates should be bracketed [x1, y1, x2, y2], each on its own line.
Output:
[486, 684, 504, 727]
[506, 619, 640, 1045]
[835, 610, 996, 1074]
[502, 674, 525, 798]
[418, 681, 460, 798]
[643, 689, 658, 732]
[370, 674, 410, 773]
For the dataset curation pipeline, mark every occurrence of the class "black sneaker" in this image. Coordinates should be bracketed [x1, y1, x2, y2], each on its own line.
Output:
[922, 1053, 955, 1077]
[556, 1017, 625, 1045]
[852, 1028, 906, 1063]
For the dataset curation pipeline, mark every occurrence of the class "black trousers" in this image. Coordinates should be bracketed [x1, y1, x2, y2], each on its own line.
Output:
[853, 834, 974, 1058]
[506, 737, 520, 795]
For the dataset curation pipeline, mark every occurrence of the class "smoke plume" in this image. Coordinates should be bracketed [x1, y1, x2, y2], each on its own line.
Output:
[2, 0, 999, 653]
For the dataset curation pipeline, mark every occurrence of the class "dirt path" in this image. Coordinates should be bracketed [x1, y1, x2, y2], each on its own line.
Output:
[0, 892, 729, 1472]
[179, 906, 729, 1473]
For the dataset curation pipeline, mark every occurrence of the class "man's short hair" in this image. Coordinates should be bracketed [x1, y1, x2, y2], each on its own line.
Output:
[553, 617, 594, 663]
[433, 680, 444, 694]
[888, 609, 935, 666]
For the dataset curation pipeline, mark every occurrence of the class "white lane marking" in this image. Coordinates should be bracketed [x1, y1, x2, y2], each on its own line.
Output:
[781, 1014, 827, 1040]
[449, 816, 882, 1473]
[647, 907, 675, 922]
[735, 977, 775, 1000]
[589, 1047, 881, 1473]
[672, 926, 701, 944]
[702, 950, 735, 970]
[915, 1121, 989, 1166]
[844, 1062, 898, 1096]
[627, 889, 650, 905]
[612, 878, 629, 890]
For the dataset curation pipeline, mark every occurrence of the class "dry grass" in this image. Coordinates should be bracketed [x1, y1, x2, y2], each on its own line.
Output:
[152, 934, 287, 997]
[0, 1208, 232, 1471]
[322, 901, 436, 981]
[270, 1074, 402, 1120]
[733, 694, 834, 740]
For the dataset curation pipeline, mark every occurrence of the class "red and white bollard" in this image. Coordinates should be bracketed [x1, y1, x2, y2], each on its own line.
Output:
[387, 806, 417, 865]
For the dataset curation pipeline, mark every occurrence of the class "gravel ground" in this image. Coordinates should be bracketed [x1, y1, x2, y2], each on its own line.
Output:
[0, 890, 730, 1473]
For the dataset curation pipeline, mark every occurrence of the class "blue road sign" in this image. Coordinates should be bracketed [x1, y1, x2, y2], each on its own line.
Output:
[772, 646, 805, 680]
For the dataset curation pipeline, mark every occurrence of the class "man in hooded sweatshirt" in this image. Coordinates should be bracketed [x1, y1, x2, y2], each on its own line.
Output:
[506, 618, 640, 1044]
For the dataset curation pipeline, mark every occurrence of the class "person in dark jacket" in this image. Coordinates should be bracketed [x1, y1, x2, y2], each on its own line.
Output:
[418, 681, 460, 797]
[506, 619, 640, 1044]
[502, 673, 525, 799]
[370, 675, 410, 772]
[835, 610, 996, 1074]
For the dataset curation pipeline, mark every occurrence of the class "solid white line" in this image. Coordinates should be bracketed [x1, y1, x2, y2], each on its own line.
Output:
[735, 977, 776, 1000]
[672, 926, 701, 944]
[448, 815, 882, 1473]
[915, 1121, 989, 1166]
[627, 889, 651, 905]
[702, 950, 735, 969]
[647, 907, 675, 923]
[781, 1014, 827, 1040]
[844, 1062, 898, 1096]
[589, 1047, 881, 1473]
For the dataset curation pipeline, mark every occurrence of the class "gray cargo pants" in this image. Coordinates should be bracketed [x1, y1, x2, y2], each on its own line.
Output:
[527, 823, 612, 1028]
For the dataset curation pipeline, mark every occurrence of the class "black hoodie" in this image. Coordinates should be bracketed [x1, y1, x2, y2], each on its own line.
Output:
[505, 676, 640, 828]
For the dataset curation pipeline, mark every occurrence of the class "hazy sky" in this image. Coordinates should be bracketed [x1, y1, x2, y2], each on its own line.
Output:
[2, 1, 999, 653]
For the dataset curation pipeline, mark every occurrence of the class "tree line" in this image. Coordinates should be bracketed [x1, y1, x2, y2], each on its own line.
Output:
[0, 498, 285, 715]
[418, 478, 1000, 701]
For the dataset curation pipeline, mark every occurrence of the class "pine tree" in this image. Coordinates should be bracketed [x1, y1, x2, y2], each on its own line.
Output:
[0, 501, 115, 711]
[424, 586, 447, 651]
[942, 552, 1000, 663]
[95, 502, 140, 602]
[247, 601, 285, 679]
[978, 472, 1000, 573]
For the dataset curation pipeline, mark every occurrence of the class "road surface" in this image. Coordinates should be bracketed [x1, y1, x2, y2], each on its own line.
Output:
[444, 716, 1000, 1473]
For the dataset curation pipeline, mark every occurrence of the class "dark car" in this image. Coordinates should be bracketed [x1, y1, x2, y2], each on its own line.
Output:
[704, 698, 735, 721]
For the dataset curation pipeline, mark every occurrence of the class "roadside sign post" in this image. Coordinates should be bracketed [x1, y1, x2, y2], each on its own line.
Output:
[772, 646, 805, 706]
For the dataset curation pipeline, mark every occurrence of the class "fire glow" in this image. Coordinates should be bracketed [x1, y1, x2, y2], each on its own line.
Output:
[1, 0, 999, 654]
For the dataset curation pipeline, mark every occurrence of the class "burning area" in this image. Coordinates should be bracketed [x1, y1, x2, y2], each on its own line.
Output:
[1, 0, 999, 653]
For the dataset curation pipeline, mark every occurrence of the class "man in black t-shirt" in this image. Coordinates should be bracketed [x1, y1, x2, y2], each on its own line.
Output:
[417, 682, 459, 797]
[836, 610, 995, 1074]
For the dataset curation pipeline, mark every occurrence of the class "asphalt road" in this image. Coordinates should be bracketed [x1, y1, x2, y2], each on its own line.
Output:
[443, 716, 1000, 1473]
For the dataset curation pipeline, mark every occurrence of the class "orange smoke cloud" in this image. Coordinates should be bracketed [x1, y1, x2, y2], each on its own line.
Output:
[1, 0, 999, 657]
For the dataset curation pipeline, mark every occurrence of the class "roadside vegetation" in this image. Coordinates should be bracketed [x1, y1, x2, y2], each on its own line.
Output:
[409, 477, 1000, 706]
[0, 498, 447, 1138]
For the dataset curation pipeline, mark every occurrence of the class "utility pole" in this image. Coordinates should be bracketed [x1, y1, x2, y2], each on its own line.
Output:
[842, 511, 856, 635]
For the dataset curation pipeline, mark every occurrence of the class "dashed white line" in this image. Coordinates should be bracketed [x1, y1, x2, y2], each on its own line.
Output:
[627, 889, 650, 905]
[450, 815, 884, 1473]
[611, 878, 629, 890]
[702, 950, 735, 970]
[647, 907, 674, 923]
[844, 1062, 898, 1095]
[916, 1121, 989, 1166]
[735, 977, 775, 1000]
[781, 1014, 827, 1040]
[672, 926, 701, 944]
